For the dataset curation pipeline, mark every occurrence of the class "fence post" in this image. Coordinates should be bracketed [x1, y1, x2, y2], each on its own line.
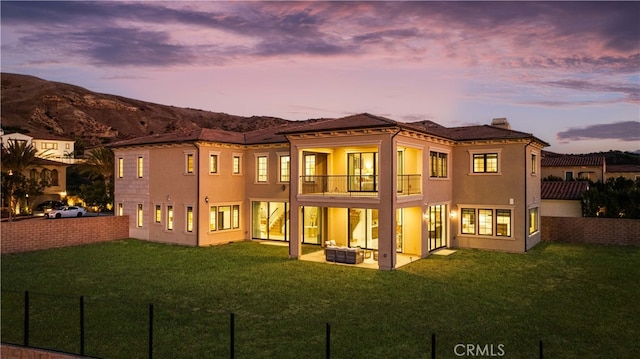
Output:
[148, 304, 154, 359]
[539, 340, 543, 359]
[326, 322, 331, 359]
[230, 312, 235, 359]
[431, 333, 436, 359]
[80, 296, 85, 356]
[23, 291, 30, 347]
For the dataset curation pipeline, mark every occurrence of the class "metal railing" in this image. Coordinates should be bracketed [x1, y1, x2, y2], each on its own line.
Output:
[299, 174, 421, 196]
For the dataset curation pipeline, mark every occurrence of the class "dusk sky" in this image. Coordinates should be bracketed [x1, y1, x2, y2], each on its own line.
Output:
[2, 1, 639, 154]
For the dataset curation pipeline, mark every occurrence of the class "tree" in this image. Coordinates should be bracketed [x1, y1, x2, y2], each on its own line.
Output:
[78, 147, 114, 209]
[582, 177, 640, 219]
[1, 141, 46, 219]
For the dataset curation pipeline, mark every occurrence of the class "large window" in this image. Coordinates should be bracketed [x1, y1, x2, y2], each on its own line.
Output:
[473, 153, 498, 173]
[215, 205, 240, 230]
[137, 157, 144, 178]
[279, 155, 290, 182]
[252, 202, 289, 241]
[460, 207, 512, 238]
[348, 152, 377, 192]
[529, 207, 539, 234]
[430, 151, 448, 178]
[257, 155, 268, 182]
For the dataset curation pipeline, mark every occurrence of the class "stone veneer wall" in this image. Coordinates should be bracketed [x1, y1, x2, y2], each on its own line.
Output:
[541, 216, 640, 246]
[1, 216, 129, 254]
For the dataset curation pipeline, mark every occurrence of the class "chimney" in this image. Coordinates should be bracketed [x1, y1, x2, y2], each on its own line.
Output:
[491, 117, 511, 130]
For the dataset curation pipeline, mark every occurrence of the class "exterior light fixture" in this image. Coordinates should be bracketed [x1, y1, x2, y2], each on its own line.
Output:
[450, 210, 457, 218]
[167, 195, 171, 201]
[423, 212, 429, 221]
[205, 196, 209, 203]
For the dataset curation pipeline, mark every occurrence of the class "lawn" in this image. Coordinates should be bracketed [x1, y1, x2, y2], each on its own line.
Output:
[2, 240, 639, 358]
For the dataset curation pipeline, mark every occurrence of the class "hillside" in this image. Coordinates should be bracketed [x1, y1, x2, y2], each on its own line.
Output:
[1, 73, 291, 148]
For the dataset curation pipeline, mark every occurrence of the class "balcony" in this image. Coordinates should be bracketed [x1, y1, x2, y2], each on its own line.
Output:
[299, 175, 421, 197]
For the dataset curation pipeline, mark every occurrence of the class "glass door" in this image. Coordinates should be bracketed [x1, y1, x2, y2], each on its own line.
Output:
[428, 205, 447, 251]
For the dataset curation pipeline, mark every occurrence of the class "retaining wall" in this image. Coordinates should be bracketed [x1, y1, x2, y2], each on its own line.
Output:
[541, 216, 640, 246]
[1, 216, 129, 254]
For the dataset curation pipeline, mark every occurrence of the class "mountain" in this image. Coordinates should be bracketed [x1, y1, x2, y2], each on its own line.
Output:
[1, 73, 292, 149]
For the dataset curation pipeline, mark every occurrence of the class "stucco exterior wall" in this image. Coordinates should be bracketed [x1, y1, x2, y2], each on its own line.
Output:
[541, 199, 582, 217]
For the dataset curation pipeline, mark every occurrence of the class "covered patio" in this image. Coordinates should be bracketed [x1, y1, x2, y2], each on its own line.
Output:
[299, 249, 420, 269]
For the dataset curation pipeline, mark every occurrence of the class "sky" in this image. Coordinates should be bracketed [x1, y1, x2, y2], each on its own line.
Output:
[1, 1, 639, 154]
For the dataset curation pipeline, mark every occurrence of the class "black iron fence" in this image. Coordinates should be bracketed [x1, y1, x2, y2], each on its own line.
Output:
[1, 290, 546, 358]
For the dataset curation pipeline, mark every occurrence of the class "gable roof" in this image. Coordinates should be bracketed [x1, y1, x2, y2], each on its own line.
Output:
[541, 181, 589, 200]
[541, 155, 604, 167]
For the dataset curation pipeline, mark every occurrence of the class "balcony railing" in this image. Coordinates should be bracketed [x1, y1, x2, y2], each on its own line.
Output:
[299, 174, 421, 196]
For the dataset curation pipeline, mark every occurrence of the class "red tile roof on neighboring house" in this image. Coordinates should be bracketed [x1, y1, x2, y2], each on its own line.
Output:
[541, 181, 589, 200]
[606, 164, 640, 173]
[541, 155, 604, 167]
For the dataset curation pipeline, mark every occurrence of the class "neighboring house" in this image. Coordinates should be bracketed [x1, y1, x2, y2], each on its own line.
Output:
[541, 181, 589, 217]
[109, 114, 548, 270]
[1, 132, 71, 212]
[541, 153, 605, 182]
[605, 164, 640, 181]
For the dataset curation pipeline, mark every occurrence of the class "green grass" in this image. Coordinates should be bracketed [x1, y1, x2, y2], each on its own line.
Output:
[2, 240, 639, 358]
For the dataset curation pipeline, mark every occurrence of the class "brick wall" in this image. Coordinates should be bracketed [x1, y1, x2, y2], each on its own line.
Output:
[541, 216, 640, 246]
[1, 216, 129, 254]
[1, 344, 83, 359]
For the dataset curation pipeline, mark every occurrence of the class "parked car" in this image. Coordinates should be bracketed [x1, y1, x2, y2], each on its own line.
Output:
[36, 200, 65, 211]
[46, 206, 87, 219]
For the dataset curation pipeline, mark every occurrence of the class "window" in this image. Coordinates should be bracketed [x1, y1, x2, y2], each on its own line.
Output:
[565, 171, 574, 181]
[118, 158, 124, 178]
[51, 169, 59, 186]
[186, 153, 194, 174]
[257, 155, 268, 182]
[65, 143, 70, 149]
[167, 205, 174, 231]
[217, 205, 240, 230]
[304, 154, 316, 181]
[137, 157, 144, 178]
[280, 155, 290, 182]
[460, 207, 512, 238]
[531, 153, 538, 174]
[461, 208, 476, 234]
[430, 151, 448, 178]
[473, 153, 498, 173]
[529, 207, 539, 235]
[348, 152, 377, 192]
[137, 204, 143, 227]
[209, 206, 217, 231]
[186, 206, 194, 232]
[478, 209, 493, 235]
[233, 155, 241, 174]
[209, 154, 218, 174]
[41, 142, 58, 150]
[155, 205, 162, 223]
[117, 203, 123, 216]
[496, 209, 511, 237]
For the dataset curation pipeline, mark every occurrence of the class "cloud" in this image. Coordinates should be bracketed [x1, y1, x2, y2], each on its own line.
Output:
[557, 122, 640, 142]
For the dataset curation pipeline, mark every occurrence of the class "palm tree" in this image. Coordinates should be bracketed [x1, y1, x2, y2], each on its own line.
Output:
[1, 140, 42, 219]
[79, 147, 114, 199]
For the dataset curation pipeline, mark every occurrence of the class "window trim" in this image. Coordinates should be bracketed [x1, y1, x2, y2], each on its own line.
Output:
[154, 204, 162, 224]
[232, 153, 243, 175]
[255, 153, 269, 183]
[184, 151, 195, 175]
[278, 152, 290, 183]
[458, 205, 513, 239]
[118, 158, 124, 178]
[468, 149, 502, 175]
[209, 151, 220, 175]
[530, 150, 538, 175]
[214, 203, 241, 231]
[166, 205, 174, 231]
[529, 207, 539, 235]
[429, 149, 449, 179]
[137, 156, 144, 178]
[185, 205, 194, 233]
[136, 203, 144, 228]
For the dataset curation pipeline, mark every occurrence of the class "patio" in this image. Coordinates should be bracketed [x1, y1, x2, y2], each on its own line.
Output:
[299, 249, 420, 269]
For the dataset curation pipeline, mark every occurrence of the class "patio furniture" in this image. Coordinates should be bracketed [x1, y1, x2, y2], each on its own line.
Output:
[325, 246, 364, 264]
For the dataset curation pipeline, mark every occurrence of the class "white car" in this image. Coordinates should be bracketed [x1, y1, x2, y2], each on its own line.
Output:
[46, 206, 87, 219]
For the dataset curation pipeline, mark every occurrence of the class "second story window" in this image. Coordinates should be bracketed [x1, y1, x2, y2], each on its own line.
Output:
[430, 151, 448, 178]
[137, 156, 144, 178]
[565, 171, 574, 181]
[233, 155, 241, 174]
[531, 153, 538, 174]
[304, 154, 316, 181]
[186, 153, 194, 174]
[473, 153, 498, 173]
[257, 155, 268, 182]
[118, 158, 124, 178]
[209, 154, 218, 174]
[280, 155, 290, 182]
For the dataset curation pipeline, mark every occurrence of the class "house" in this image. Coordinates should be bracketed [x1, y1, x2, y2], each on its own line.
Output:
[1, 131, 76, 163]
[541, 153, 605, 182]
[605, 164, 640, 181]
[540, 181, 589, 217]
[109, 114, 548, 270]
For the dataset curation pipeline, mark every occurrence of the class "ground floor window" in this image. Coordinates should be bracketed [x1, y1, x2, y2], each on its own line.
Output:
[529, 207, 539, 234]
[252, 201, 289, 241]
[213, 204, 240, 231]
[137, 204, 143, 227]
[460, 207, 512, 238]
[428, 204, 447, 251]
[303, 206, 322, 245]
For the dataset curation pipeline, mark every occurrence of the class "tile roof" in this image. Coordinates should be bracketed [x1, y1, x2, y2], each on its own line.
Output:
[541, 155, 604, 167]
[541, 181, 589, 200]
[278, 113, 397, 134]
[607, 164, 640, 173]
